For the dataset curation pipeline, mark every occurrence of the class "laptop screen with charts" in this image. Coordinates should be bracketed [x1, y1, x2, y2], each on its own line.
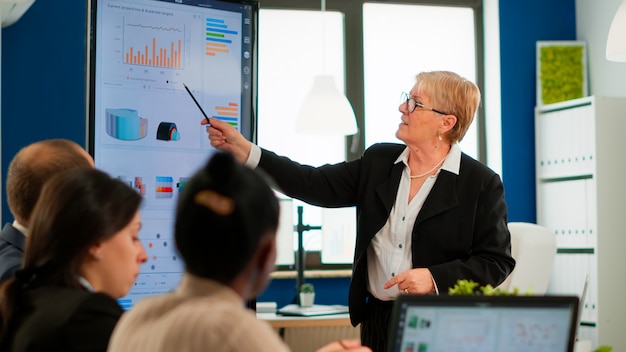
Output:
[386, 295, 579, 352]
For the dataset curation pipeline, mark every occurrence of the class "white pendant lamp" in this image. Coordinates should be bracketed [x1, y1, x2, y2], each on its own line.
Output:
[295, 75, 358, 135]
[606, 0, 626, 62]
[294, 0, 357, 136]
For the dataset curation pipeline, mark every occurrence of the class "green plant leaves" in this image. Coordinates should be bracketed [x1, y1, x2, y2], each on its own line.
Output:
[540, 45, 585, 105]
[448, 279, 531, 296]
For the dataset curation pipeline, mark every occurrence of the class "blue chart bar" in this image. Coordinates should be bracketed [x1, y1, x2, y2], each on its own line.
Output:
[206, 18, 225, 25]
[205, 17, 238, 56]
[206, 37, 232, 44]
[117, 299, 133, 310]
[213, 115, 238, 123]
[205, 27, 238, 35]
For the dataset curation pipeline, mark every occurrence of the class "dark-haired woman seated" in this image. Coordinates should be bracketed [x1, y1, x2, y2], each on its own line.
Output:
[0, 168, 147, 352]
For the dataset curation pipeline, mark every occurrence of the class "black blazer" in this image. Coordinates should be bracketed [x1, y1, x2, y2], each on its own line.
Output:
[258, 143, 515, 326]
[0, 223, 26, 284]
[3, 286, 123, 352]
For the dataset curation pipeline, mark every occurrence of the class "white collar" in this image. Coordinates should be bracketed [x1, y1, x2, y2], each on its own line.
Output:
[12, 220, 28, 236]
[78, 276, 95, 292]
[395, 143, 461, 176]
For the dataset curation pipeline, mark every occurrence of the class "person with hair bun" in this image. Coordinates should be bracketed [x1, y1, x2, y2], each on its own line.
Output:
[108, 152, 370, 352]
[0, 168, 147, 351]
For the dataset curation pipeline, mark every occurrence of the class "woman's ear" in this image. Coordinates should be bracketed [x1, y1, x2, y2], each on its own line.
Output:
[441, 114, 458, 133]
[87, 243, 104, 261]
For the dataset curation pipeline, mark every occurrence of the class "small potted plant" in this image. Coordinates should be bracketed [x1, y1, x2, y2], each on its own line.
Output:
[299, 283, 315, 307]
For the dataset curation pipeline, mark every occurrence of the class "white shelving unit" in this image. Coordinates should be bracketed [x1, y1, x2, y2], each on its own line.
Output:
[536, 96, 626, 350]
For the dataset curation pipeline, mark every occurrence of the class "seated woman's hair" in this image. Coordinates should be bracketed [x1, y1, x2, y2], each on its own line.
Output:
[0, 167, 142, 338]
[174, 152, 279, 283]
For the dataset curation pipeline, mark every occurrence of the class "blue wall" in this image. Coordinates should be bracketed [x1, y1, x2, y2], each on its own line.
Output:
[1, 0, 88, 223]
[499, 0, 576, 222]
[1, 0, 576, 303]
[257, 277, 351, 307]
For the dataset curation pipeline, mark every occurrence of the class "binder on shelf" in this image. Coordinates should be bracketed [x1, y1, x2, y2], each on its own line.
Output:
[536, 103, 595, 179]
[547, 252, 592, 319]
[538, 179, 591, 248]
[585, 178, 598, 248]
[586, 253, 598, 323]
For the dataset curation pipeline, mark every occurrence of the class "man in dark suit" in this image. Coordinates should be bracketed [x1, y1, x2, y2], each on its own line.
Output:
[0, 139, 93, 284]
[205, 71, 516, 352]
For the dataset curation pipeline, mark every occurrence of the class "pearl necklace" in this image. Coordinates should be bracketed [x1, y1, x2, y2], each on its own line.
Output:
[409, 156, 446, 179]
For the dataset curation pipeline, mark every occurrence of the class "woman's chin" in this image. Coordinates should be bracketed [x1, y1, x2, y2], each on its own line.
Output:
[395, 127, 406, 141]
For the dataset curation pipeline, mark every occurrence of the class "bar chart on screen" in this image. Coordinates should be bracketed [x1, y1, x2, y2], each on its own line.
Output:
[93, 0, 258, 311]
[123, 22, 184, 69]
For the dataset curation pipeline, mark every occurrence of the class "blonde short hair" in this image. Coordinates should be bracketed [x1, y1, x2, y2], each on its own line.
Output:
[415, 71, 481, 143]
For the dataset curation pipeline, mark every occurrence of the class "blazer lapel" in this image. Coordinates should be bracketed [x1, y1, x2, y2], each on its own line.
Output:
[415, 171, 459, 225]
[375, 161, 404, 216]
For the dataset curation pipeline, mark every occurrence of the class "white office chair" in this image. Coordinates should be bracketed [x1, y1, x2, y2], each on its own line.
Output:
[497, 222, 557, 295]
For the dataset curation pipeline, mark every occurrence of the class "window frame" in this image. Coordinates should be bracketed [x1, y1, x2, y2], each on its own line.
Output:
[259, 0, 485, 162]
[259, 0, 485, 271]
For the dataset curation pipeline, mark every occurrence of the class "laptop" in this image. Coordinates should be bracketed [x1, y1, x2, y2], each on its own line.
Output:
[386, 295, 579, 352]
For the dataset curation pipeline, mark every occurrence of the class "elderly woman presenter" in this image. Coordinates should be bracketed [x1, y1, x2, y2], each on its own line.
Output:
[204, 70, 515, 352]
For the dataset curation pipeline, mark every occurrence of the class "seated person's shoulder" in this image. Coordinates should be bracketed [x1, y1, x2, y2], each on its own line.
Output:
[124, 297, 287, 351]
[11, 287, 123, 351]
[29, 286, 123, 322]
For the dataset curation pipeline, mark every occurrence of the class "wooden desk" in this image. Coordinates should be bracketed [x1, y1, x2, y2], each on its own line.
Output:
[257, 313, 359, 352]
[257, 312, 352, 328]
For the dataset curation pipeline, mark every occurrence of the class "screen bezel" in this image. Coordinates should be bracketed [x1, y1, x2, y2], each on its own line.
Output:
[387, 294, 580, 352]
[86, 0, 259, 153]
[85, 0, 259, 309]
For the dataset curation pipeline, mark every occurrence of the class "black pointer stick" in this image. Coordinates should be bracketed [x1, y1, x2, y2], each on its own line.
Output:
[183, 83, 211, 125]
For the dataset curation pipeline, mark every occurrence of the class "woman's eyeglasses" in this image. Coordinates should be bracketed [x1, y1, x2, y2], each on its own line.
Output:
[401, 92, 448, 115]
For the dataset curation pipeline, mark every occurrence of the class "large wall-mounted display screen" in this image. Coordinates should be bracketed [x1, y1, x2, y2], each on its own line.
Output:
[88, 0, 258, 309]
